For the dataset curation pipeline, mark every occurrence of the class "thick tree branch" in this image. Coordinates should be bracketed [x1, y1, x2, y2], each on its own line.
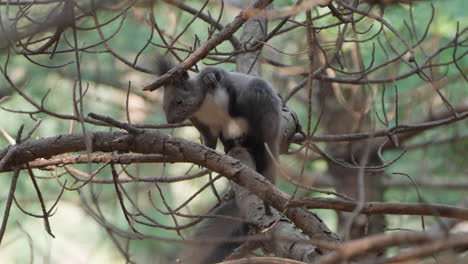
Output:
[289, 197, 468, 221]
[0, 153, 175, 172]
[317, 232, 468, 264]
[0, 130, 341, 246]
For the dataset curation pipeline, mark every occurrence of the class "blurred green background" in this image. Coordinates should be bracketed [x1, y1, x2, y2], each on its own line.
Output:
[0, 0, 467, 263]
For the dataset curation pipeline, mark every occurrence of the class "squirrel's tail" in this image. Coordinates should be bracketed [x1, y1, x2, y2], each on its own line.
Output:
[178, 199, 248, 264]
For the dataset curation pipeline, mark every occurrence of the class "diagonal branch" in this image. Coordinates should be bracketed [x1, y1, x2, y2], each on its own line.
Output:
[142, 0, 273, 91]
[0, 129, 341, 247]
[289, 197, 468, 220]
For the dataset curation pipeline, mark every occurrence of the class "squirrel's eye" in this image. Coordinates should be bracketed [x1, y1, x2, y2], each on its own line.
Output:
[176, 98, 183, 105]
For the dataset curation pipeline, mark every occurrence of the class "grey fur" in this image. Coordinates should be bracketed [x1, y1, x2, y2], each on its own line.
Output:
[159, 58, 281, 263]
[162, 64, 281, 183]
[178, 199, 247, 264]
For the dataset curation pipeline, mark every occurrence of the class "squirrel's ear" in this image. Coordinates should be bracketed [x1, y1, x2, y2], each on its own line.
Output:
[214, 70, 224, 82]
[155, 55, 174, 76]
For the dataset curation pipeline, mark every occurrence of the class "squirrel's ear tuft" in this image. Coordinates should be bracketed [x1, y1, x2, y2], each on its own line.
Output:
[155, 55, 190, 80]
[155, 55, 175, 76]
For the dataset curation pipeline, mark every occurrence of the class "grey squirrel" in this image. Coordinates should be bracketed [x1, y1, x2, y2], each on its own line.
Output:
[156, 57, 281, 263]
[159, 58, 281, 183]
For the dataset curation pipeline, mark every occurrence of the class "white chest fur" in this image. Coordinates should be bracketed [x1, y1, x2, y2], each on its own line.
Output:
[192, 88, 249, 139]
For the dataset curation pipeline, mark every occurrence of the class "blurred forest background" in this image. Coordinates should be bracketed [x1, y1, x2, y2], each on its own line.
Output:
[0, 0, 467, 263]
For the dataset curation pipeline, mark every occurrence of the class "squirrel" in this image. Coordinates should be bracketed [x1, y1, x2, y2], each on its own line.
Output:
[155, 57, 281, 263]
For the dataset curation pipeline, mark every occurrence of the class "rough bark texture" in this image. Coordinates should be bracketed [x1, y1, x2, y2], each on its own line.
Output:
[229, 147, 323, 262]
[226, 2, 340, 261]
[0, 130, 341, 246]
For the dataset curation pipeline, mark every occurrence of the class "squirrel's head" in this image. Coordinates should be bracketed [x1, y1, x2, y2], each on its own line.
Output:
[163, 77, 204, 124]
[156, 56, 203, 124]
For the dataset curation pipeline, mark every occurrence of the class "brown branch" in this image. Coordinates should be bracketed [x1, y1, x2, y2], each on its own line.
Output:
[388, 99, 468, 148]
[386, 234, 468, 263]
[401, 132, 468, 150]
[313, 33, 466, 85]
[25, 165, 55, 237]
[0, 130, 341, 247]
[0, 0, 64, 5]
[0, 169, 20, 245]
[289, 197, 468, 220]
[0, 126, 24, 245]
[161, 0, 241, 49]
[365, 0, 426, 4]
[0, 153, 177, 172]
[219, 256, 309, 264]
[111, 165, 141, 236]
[142, 0, 273, 91]
[384, 177, 468, 190]
[292, 109, 468, 143]
[308, 174, 468, 190]
[317, 232, 468, 264]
